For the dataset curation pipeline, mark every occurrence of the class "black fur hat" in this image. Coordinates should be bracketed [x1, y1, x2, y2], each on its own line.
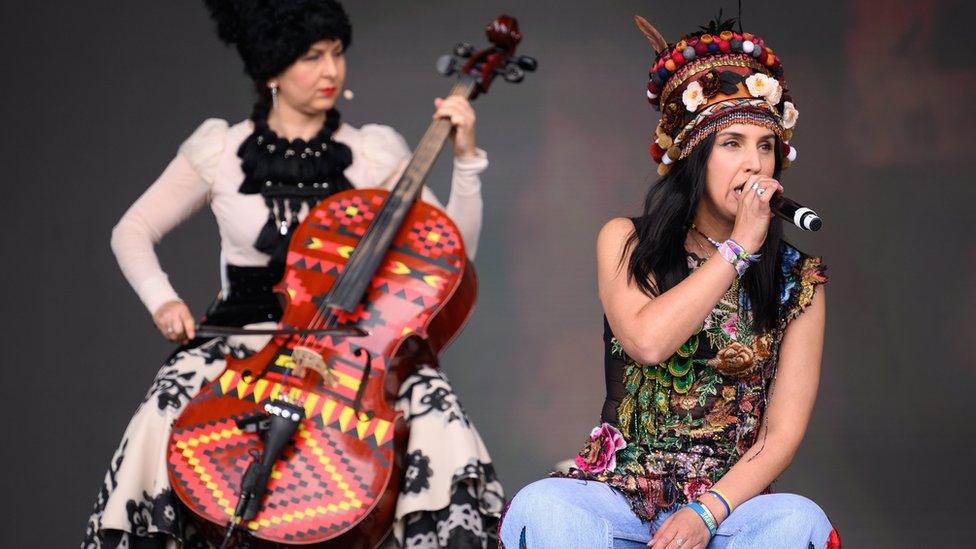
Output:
[204, 0, 352, 83]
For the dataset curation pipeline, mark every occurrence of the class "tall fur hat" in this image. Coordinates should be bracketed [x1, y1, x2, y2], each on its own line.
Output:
[204, 0, 352, 83]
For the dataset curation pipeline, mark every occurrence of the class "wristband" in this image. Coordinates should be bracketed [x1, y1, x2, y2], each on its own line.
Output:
[706, 489, 733, 516]
[717, 239, 761, 277]
[686, 501, 718, 537]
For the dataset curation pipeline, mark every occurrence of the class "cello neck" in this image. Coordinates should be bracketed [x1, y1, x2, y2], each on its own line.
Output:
[322, 76, 477, 313]
[396, 76, 478, 205]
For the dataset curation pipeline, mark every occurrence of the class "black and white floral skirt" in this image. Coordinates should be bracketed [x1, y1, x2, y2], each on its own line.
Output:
[82, 331, 504, 548]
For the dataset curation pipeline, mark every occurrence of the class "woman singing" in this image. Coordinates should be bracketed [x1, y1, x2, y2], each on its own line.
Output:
[501, 13, 837, 549]
[83, 1, 503, 547]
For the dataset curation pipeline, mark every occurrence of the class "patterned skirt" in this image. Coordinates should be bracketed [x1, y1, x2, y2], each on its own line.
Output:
[81, 329, 504, 548]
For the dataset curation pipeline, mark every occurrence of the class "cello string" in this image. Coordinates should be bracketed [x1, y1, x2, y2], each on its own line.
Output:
[291, 82, 467, 374]
[293, 78, 469, 360]
[291, 83, 468, 384]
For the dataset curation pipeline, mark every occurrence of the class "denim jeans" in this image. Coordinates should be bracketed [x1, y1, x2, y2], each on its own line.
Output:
[500, 477, 833, 548]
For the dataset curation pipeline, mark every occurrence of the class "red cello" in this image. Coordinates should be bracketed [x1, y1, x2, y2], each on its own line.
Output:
[167, 15, 535, 548]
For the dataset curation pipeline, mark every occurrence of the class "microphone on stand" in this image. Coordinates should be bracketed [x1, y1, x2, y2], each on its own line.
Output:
[771, 194, 822, 231]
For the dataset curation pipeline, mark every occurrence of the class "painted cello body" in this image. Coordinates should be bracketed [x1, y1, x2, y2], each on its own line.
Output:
[169, 192, 474, 546]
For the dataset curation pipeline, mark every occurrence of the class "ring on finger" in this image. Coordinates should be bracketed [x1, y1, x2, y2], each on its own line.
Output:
[675, 538, 684, 547]
[750, 181, 760, 191]
[757, 187, 767, 196]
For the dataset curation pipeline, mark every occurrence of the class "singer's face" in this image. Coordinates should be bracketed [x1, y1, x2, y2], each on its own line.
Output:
[272, 39, 347, 114]
[705, 124, 777, 221]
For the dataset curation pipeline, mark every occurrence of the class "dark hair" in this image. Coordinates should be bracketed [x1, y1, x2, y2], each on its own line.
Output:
[204, 0, 352, 84]
[625, 133, 786, 333]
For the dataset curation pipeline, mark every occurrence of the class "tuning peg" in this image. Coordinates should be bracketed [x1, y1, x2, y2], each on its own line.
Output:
[436, 54, 458, 76]
[502, 65, 525, 83]
[517, 55, 538, 72]
[454, 42, 474, 58]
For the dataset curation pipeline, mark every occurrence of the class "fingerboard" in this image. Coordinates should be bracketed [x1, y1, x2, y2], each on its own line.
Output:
[322, 75, 478, 313]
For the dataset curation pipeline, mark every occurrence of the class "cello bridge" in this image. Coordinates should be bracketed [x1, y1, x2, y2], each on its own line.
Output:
[291, 346, 338, 387]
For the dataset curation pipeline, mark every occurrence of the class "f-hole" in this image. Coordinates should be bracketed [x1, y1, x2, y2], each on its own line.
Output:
[352, 348, 374, 421]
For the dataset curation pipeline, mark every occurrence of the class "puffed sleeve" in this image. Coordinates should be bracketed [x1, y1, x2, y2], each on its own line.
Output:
[359, 124, 487, 259]
[110, 118, 228, 315]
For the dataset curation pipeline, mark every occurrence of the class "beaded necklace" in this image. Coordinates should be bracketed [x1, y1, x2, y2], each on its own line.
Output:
[691, 223, 724, 249]
[237, 102, 353, 267]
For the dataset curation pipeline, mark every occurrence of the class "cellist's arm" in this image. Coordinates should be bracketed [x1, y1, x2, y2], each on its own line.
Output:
[432, 95, 486, 258]
[111, 156, 211, 314]
[111, 119, 225, 341]
[366, 124, 487, 261]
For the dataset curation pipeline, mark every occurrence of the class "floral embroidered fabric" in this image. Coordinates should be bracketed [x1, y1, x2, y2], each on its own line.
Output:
[555, 243, 828, 522]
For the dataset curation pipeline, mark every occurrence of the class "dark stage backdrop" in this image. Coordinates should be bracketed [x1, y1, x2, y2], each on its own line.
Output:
[2, 1, 973, 546]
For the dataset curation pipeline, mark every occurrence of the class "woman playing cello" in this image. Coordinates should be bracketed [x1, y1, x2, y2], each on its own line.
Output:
[83, 1, 503, 547]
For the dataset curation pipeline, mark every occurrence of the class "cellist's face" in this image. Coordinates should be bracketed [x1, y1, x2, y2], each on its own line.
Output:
[270, 39, 346, 115]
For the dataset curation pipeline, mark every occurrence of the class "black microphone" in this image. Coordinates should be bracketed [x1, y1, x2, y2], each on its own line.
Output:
[771, 194, 822, 231]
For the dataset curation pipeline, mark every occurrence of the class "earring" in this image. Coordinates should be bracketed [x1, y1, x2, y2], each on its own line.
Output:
[342, 89, 354, 100]
[270, 83, 279, 110]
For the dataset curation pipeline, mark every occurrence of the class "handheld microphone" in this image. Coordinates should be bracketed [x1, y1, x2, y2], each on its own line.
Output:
[771, 195, 822, 231]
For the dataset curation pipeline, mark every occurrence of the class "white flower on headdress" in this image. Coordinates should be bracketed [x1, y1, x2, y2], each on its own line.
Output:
[781, 101, 799, 129]
[745, 74, 771, 97]
[682, 81, 706, 112]
[765, 82, 783, 106]
[745, 74, 778, 100]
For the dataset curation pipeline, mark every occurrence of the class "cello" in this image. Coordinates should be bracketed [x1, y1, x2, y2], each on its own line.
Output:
[166, 15, 535, 548]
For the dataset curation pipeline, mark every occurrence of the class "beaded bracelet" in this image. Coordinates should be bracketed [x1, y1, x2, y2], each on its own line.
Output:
[706, 489, 733, 516]
[717, 238, 761, 277]
[686, 501, 718, 537]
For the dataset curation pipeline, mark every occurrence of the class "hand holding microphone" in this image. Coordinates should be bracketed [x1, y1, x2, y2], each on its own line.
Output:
[731, 175, 783, 253]
[732, 175, 822, 249]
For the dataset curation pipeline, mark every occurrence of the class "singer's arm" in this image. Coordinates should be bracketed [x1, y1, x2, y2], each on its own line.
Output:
[598, 218, 738, 365]
[600, 169, 782, 365]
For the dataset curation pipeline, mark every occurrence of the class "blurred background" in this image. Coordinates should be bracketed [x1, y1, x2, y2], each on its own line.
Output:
[1, 0, 974, 546]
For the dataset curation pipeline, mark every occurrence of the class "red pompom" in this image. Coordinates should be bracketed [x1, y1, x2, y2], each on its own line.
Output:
[694, 42, 709, 56]
[718, 40, 731, 53]
[649, 142, 665, 162]
[826, 528, 842, 549]
[671, 50, 686, 67]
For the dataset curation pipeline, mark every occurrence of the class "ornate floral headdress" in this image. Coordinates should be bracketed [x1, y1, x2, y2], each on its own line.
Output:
[637, 13, 799, 175]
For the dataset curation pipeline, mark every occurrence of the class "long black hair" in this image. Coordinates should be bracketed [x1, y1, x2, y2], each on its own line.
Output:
[625, 133, 786, 333]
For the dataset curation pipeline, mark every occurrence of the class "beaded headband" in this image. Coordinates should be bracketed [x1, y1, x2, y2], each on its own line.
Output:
[635, 14, 799, 175]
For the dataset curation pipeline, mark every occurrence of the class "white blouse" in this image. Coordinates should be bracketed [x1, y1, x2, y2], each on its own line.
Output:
[111, 118, 487, 315]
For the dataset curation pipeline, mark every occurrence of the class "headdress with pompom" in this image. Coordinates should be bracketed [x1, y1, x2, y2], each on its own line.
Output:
[636, 12, 799, 175]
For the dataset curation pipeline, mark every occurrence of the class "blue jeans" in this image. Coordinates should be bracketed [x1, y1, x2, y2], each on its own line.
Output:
[500, 478, 833, 548]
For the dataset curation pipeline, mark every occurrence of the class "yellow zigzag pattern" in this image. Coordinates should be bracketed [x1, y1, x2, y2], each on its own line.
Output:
[216, 370, 392, 447]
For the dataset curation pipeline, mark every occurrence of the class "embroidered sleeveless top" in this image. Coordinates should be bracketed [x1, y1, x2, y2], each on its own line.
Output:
[556, 216, 828, 522]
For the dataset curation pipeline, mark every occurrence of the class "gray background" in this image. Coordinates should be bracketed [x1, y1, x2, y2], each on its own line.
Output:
[2, 0, 974, 546]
